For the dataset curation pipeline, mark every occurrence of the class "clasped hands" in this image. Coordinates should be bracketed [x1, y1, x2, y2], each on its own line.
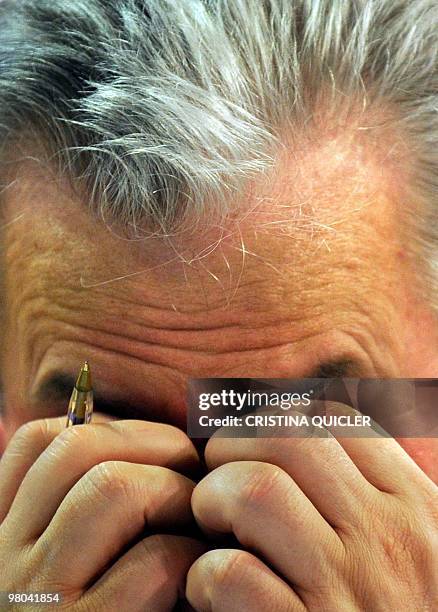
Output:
[0, 403, 436, 611]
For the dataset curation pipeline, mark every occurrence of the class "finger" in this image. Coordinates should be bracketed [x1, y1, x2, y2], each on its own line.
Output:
[192, 461, 343, 592]
[31, 461, 196, 588]
[205, 418, 376, 529]
[323, 402, 438, 495]
[83, 535, 206, 612]
[2, 420, 199, 540]
[0, 413, 114, 523]
[186, 549, 305, 612]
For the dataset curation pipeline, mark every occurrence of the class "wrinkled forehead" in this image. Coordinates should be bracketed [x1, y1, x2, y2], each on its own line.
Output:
[0, 141, 419, 413]
[1, 134, 407, 315]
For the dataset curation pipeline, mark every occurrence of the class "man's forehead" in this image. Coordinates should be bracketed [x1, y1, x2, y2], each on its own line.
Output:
[0, 144, 416, 417]
[2, 137, 401, 309]
[2, 210, 377, 328]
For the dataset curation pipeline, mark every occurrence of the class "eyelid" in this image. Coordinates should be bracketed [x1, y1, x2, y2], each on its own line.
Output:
[313, 359, 355, 378]
[93, 398, 159, 421]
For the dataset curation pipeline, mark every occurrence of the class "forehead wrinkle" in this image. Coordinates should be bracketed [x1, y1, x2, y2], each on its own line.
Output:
[1, 127, 409, 333]
[2, 191, 399, 331]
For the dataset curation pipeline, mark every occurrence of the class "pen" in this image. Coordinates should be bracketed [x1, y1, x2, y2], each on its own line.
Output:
[65, 361, 94, 427]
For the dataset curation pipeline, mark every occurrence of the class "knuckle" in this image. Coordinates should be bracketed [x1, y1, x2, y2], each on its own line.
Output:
[170, 426, 197, 454]
[239, 463, 286, 509]
[136, 535, 165, 569]
[162, 423, 191, 443]
[212, 550, 255, 593]
[83, 461, 132, 503]
[49, 425, 97, 457]
[9, 419, 50, 449]
[156, 423, 196, 461]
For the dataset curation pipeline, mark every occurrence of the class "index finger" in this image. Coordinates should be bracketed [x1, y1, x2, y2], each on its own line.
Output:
[0, 412, 114, 523]
[0, 416, 199, 536]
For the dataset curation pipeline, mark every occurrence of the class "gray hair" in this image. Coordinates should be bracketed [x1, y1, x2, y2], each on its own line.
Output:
[0, 1, 437, 256]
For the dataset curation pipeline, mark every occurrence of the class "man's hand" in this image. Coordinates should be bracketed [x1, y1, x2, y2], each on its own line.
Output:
[0, 416, 206, 611]
[186, 405, 438, 611]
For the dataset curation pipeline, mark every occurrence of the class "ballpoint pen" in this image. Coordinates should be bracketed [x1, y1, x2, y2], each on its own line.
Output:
[65, 361, 94, 427]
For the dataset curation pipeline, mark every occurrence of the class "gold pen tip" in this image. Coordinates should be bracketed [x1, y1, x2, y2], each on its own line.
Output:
[75, 361, 92, 392]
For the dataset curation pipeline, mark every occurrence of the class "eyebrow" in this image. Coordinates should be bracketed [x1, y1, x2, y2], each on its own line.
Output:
[34, 372, 78, 402]
[34, 359, 355, 413]
[32, 372, 149, 420]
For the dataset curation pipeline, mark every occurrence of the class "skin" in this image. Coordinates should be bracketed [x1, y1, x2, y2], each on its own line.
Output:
[0, 135, 437, 610]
